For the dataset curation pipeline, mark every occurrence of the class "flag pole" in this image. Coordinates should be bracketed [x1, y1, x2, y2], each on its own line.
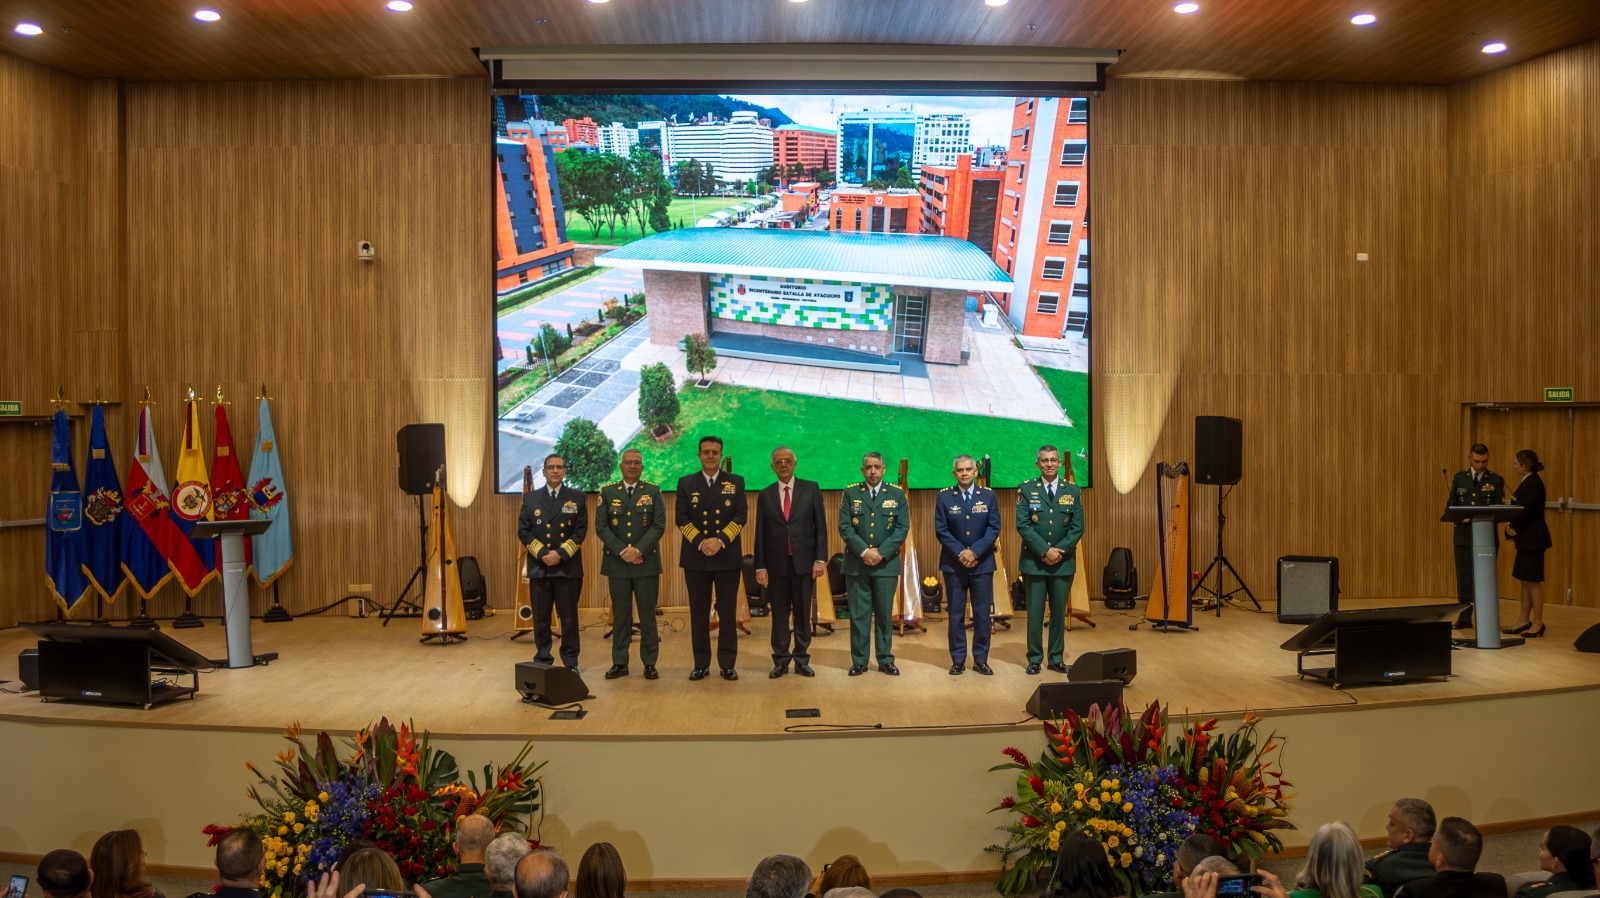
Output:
[253, 385, 293, 623]
[129, 386, 162, 629]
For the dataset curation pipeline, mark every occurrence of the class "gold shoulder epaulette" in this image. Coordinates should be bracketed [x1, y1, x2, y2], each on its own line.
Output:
[848, 481, 864, 488]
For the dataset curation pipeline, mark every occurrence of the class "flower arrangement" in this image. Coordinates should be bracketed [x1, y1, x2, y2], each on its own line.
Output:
[207, 719, 546, 898]
[987, 700, 1293, 896]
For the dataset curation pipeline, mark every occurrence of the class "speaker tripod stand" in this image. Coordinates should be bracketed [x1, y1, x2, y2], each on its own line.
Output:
[380, 493, 429, 625]
[1191, 484, 1259, 615]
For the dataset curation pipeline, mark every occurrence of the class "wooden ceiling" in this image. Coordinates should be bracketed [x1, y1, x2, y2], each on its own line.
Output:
[2, 0, 1599, 85]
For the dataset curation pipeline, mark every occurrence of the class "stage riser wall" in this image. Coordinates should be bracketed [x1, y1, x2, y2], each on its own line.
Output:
[3, 690, 1597, 880]
[3, 41, 1599, 628]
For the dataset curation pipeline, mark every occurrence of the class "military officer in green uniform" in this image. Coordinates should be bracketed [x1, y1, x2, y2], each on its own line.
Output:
[593, 448, 667, 681]
[1015, 444, 1085, 675]
[1447, 443, 1505, 630]
[1366, 798, 1438, 898]
[837, 452, 910, 676]
[1512, 825, 1596, 898]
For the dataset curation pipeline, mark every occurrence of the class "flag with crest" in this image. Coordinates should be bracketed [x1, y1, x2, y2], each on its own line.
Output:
[81, 405, 126, 601]
[211, 400, 252, 566]
[246, 397, 293, 586]
[122, 406, 204, 596]
[46, 409, 89, 612]
[171, 397, 219, 593]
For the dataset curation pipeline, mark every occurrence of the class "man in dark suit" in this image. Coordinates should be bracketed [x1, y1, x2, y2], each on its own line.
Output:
[593, 448, 666, 680]
[934, 454, 1001, 676]
[1394, 817, 1506, 898]
[754, 446, 828, 679]
[676, 434, 747, 681]
[210, 828, 265, 898]
[517, 453, 587, 672]
[1447, 443, 1504, 629]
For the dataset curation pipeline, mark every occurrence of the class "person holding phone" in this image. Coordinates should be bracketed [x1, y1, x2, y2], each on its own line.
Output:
[8, 876, 29, 898]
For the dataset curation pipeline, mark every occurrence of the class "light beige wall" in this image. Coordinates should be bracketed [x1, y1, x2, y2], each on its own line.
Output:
[4, 690, 1598, 880]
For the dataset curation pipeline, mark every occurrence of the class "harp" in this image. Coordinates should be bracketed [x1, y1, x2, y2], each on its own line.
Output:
[1140, 461, 1196, 631]
[981, 455, 1016, 628]
[709, 456, 752, 634]
[511, 465, 534, 639]
[420, 465, 467, 644]
[1063, 452, 1095, 630]
[892, 458, 926, 634]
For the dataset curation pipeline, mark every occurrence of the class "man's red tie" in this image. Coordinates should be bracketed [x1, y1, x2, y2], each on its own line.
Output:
[783, 485, 792, 555]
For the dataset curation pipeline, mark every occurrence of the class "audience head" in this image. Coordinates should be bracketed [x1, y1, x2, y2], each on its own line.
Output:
[1542, 826, 1596, 888]
[1386, 799, 1436, 849]
[486, 834, 534, 891]
[215, 828, 266, 887]
[38, 849, 93, 898]
[1192, 857, 1242, 876]
[878, 890, 923, 898]
[1298, 821, 1367, 898]
[334, 841, 379, 872]
[746, 855, 810, 898]
[1047, 831, 1119, 898]
[1429, 818, 1483, 873]
[338, 848, 405, 894]
[89, 830, 153, 898]
[817, 857, 871, 895]
[573, 843, 626, 898]
[455, 815, 496, 863]
[516, 849, 571, 898]
[823, 889, 873, 898]
[1175, 834, 1227, 880]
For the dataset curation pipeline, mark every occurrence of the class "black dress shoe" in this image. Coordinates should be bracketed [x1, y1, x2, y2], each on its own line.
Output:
[1048, 662, 1069, 674]
[603, 664, 629, 680]
[643, 665, 659, 680]
[688, 668, 709, 681]
[565, 666, 579, 675]
[721, 668, 739, 681]
[1525, 624, 1546, 638]
[794, 663, 815, 677]
[974, 662, 994, 675]
[949, 663, 965, 676]
[1502, 622, 1532, 635]
[769, 665, 787, 679]
[848, 664, 868, 676]
[1453, 617, 1474, 630]
[879, 663, 900, 676]
[1027, 663, 1042, 675]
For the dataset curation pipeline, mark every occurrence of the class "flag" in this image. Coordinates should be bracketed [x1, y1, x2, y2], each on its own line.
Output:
[45, 409, 89, 612]
[211, 402, 252, 566]
[246, 398, 293, 586]
[122, 406, 206, 597]
[170, 398, 219, 594]
[81, 405, 126, 602]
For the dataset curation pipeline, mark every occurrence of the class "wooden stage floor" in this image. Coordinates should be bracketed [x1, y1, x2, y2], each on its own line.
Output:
[2, 598, 1597, 738]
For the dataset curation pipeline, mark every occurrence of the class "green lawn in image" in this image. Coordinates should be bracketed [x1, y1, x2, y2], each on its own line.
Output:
[563, 195, 763, 245]
[621, 383, 1090, 490]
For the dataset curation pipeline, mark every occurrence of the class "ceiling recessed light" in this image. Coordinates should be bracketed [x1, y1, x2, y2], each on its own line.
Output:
[14, 21, 44, 35]
[1481, 41, 1507, 54]
[583, 0, 609, 4]
[386, 0, 412, 10]
[194, 8, 221, 20]
[1350, 13, 1376, 26]
[985, 0, 1009, 6]
[1174, 2, 1200, 13]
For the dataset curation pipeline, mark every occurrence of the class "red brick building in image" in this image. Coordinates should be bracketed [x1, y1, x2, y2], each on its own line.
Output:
[774, 124, 835, 180]
[919, 154, 1006, 255]
[495, 122, 577, 294]
[991, 96, 1090, 338]
[830, 188, 923, 234]
[562, 116, 600, 147]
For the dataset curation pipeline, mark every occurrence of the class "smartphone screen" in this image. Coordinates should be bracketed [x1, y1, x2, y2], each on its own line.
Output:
[8, 875, 28, 898]
[1215, 875, 1262, 898]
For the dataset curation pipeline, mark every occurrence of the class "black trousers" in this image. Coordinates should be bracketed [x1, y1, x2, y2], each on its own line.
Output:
[1453, 541, 1495, 625]
[767, 567, 814, 667]
[685, 568, 741, 671]
[532, 577, 581, 667]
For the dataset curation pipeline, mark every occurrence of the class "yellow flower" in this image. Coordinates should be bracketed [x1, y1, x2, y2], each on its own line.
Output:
[1123, 803, 1134, 813]
[292, 823, 305, 835]
[1123, 826, 1133, 838]
[1089, 799, 1101, 811]
[283, 811, 296, 824]
[1050, 802, 1063, 814]
[1074, 800, 1084, 810]
[293, 865, 302, 876]
[1100, 779, 1111, 790]
[1107, 835, 1119, 848]
[1111, 778, 1120, 789]
[319, 791, 331, 802]
[1055, 821, 1067, 832]
[1120, 852, 1133, 868]
[1113, 792, 1121, 803]
[1100, 791, 1111, 803]
[277, 826, 288, 835]
[265, 852, 277, 864]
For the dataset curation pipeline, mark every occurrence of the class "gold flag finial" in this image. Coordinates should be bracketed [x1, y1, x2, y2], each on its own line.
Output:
[140, 385, 156, 406]
[50, 386, 70, 410]
[185, 384, 197, 402]
[214, 384, 229, 406]
[255, 383, 273, 401]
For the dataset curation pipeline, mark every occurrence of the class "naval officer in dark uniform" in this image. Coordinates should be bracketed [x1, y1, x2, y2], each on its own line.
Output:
[837, 451, 910, 676]
[1015, 444, 1084, 675]
[1447, 443, 1504, 629]
[675, 434, 747, 681]
[934, 454, 1001, 676]
[593, 448, 666, 680]
[516, 453, 587, 671]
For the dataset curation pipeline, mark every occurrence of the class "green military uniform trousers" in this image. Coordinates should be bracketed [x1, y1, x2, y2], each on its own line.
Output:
[608, 576, 659, 666]
[1024, 574, 1073, 665]
[847, 575, 897, 667]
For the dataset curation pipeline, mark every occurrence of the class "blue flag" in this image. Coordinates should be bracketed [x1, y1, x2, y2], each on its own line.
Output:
[120, 406, 178, 598]
[82, 405, 127, 602]
[45, 410, 89, 612]
[246, 398, 293, 586]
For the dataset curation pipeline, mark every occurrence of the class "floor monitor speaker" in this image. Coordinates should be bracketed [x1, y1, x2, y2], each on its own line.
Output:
[18, 648, 38, 691]
[514, 661, 589, 705]
[1025, 679, 1123, 720]
[1277, 556, 1339, 623]
[1069, 648, 1137, 685]
[397, 424, 445, 496]
[1195, 416, 1242, 485]
[1575, 623, 1600, 653]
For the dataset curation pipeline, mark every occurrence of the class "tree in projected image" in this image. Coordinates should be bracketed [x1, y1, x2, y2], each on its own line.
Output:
[553, 418, 618, 492]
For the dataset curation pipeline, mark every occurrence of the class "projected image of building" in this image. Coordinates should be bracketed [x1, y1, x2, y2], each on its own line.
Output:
[830, 188, 922, 234]
[919, 154, 1005, 255]
[495, 123, 577, 294]
[915, 114, 974, 169]
[837, 108, 917, 185]
[637, 120, 670, 174]
[596, 121, 638, 156]
[667, 110, 775, 186]
[774, 124, 835, 179]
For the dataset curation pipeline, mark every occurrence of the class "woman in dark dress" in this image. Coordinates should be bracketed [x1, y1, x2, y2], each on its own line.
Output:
[1503, 449, 1551, 638]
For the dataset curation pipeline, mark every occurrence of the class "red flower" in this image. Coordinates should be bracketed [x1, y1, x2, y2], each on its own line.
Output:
[1028, 777, 1046, 796]
[1022, 815, 1044, 828]
[1002, 747, 1036, 771]
[998, 797, 1017, 809]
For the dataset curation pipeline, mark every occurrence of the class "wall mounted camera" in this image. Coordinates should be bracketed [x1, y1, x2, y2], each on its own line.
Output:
[358, 241, 375, 262]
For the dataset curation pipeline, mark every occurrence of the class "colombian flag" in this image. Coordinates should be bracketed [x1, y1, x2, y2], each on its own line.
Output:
[171, 396, 219, 594]
[123, 405, 208, 596]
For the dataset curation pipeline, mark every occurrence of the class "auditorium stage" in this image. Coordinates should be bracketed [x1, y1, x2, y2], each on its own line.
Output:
[3, 598, 1599, 881]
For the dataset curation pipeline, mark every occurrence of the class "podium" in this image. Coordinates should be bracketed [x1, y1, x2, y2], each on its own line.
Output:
[1441, 505, 1525, 649]
[191, 519, 276, 668]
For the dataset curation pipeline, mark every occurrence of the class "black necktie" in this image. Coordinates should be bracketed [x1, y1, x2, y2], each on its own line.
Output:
[1046, 483, 1055, 501]
[626, 485, 634, 498]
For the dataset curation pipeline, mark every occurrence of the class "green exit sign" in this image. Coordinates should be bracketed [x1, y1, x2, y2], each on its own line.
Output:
[0, 400, 21, 416]
[1545, 387, 1573, 403]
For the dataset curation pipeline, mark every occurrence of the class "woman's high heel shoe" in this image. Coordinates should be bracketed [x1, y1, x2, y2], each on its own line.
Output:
[1525, 624, 1546, 638]
[1502, 622, 1532, 635]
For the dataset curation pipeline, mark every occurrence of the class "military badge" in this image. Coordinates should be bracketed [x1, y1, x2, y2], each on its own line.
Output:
[638, 494, 652, 505]
[50, 492, 83, 531]
[248, 478, 283, 512]
[611, 498, 623, 506]
[882, 499, 897, 509]
[721, 482, 736, 494]
[562, 501, 578, 514]
[1064, 495, 1075, 505]
[612, 518, 619, 526]
[534, 508, 542, 517]
[691, 493, 700, 504]
[973, 503, 987, 513]
[851, 517, 859, 525]
[173, 481, 211, 519]
[84, 487, 122, 525]
[126, 481, 169, 519]
[1031, 514, 1039, 523]
[213, 487, 244, 517]
[851, 499, 862, 510]
[950, 505, 962, 514]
